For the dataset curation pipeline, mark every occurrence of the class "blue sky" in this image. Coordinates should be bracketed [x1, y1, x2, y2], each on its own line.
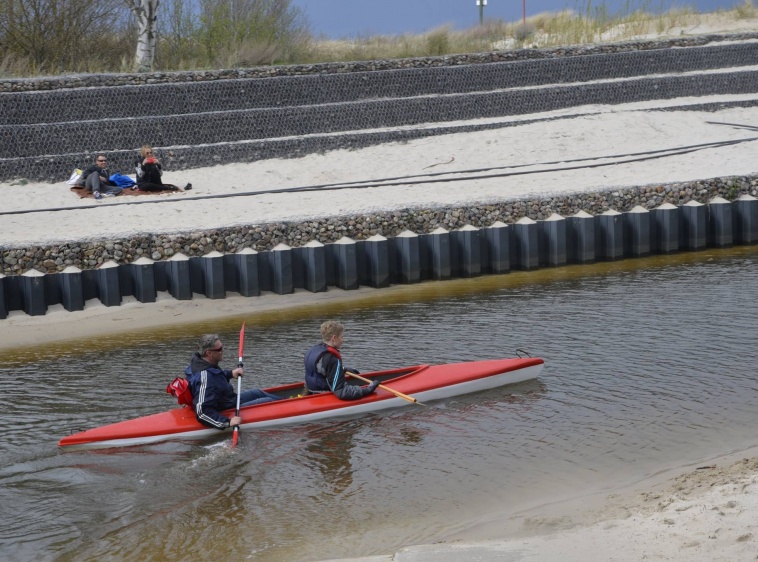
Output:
[293, 0, 745, 38]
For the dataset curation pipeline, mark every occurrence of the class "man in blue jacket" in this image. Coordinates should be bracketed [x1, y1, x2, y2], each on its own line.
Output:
[304, 320, 379, 400]
[186, 333, 282, 430]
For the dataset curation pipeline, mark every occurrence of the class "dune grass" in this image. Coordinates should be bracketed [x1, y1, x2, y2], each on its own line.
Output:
[0, 1, 755, 77]
[302, 0, 756, 64]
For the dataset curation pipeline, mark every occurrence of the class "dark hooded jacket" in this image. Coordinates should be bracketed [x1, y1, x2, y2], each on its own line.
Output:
[185, 352, 236, 429]
[135, 158, 163, 186]
[82, 164, 114, 184]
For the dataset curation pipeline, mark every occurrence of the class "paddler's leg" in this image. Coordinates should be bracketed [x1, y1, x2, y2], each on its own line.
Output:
[239, 388, 283, 406]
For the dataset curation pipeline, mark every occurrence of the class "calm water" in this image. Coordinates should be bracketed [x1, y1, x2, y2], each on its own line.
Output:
[1, 247, 757, 561]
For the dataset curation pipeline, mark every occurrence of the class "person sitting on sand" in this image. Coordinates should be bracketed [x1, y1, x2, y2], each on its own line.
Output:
[304, 320, 379, 400]
[81, 154, 123, 200]
[134, 145, 191, 192]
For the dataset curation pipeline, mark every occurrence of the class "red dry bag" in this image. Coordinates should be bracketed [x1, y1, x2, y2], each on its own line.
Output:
[166, 377, 193, 407]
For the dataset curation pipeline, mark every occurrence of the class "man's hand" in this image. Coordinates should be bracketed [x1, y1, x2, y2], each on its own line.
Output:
[232, 367, 244, 378]
[230, 416, 241, 427]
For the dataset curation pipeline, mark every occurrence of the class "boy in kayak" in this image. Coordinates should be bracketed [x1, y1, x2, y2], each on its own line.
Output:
[186, 333, 282, 429]
[304, 320, 379, 400]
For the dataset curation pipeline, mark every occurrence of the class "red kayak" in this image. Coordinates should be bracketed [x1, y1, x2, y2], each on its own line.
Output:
[58, 357, 544, 450]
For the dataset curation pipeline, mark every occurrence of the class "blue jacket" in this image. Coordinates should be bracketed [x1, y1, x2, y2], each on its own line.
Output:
[185, 352, 236, 429]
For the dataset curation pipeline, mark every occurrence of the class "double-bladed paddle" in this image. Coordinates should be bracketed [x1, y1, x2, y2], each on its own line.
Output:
[232, 322, 246, 448]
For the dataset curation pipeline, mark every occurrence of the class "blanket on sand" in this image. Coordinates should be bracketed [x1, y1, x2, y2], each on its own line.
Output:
[70, 186, 186, 199]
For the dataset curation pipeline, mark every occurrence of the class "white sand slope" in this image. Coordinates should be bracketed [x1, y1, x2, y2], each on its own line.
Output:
[2, 95, 758, 247]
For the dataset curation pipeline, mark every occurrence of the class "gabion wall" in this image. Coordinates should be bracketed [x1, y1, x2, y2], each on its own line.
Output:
[3, 41, 758, 126]
[6, 71, 758, 162]
[2, 175, 756, 276]
[1, 35, 758, 182]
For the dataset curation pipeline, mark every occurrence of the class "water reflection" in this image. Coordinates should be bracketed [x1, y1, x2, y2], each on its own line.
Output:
[303, 422, 359, 496]
[0, 246, 756, 561]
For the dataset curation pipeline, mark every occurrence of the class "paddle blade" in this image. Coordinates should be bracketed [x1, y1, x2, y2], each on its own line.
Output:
[238, 322, 246, 366]
[232, 426, 239, 448]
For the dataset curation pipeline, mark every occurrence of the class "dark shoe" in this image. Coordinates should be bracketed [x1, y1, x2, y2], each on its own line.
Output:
[93, 191, 102, 200]
[184, 183, 192, 191]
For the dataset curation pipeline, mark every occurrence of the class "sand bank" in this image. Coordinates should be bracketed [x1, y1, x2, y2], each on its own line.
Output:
[329, 448, 758, 561]
[2, 96, 758, 247]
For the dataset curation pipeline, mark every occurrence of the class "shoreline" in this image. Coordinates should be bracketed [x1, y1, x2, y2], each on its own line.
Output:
[7, 245, 755, 355]
[327, 446, 758, 561]
[456, 446, 758, 560]
[0, 285, 394, 353]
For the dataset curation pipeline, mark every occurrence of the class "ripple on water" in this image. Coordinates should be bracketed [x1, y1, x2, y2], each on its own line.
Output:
[0, 248, 756, 560]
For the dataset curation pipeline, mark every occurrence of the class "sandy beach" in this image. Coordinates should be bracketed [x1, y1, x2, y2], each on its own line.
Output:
[3, 20, 758, 561]
[446, 448, 758, 560]
[3, 95, 758, 247]
[327, 448, 758, 561]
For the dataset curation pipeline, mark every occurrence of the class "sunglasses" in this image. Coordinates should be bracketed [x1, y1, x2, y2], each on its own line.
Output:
[97, 159, 107, 162]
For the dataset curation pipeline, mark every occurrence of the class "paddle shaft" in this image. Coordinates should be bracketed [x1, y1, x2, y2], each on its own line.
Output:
[347, 371, 424, 406]
[232, 322, 246, 448]
[232, 374, 242, 447]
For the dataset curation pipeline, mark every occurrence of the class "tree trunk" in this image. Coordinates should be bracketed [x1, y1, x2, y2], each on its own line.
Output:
[127, 0, 159, 72]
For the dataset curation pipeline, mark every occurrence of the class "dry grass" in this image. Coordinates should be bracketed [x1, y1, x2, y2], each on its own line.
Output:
[302, 2, 757, 63]
[1, 1, 756, 77]
[734, 0, 758, 17]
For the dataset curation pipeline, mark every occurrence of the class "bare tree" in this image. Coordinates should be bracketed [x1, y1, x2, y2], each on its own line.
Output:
[160, 0, 196, 50]
[196, 0, 308, 66]
[0, 0, 125, 72]
[0, 0, 310, 75]
[125, 0, 159, 72]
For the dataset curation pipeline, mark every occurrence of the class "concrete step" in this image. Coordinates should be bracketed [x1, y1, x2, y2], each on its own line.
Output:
[2, 67, 757, 163]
